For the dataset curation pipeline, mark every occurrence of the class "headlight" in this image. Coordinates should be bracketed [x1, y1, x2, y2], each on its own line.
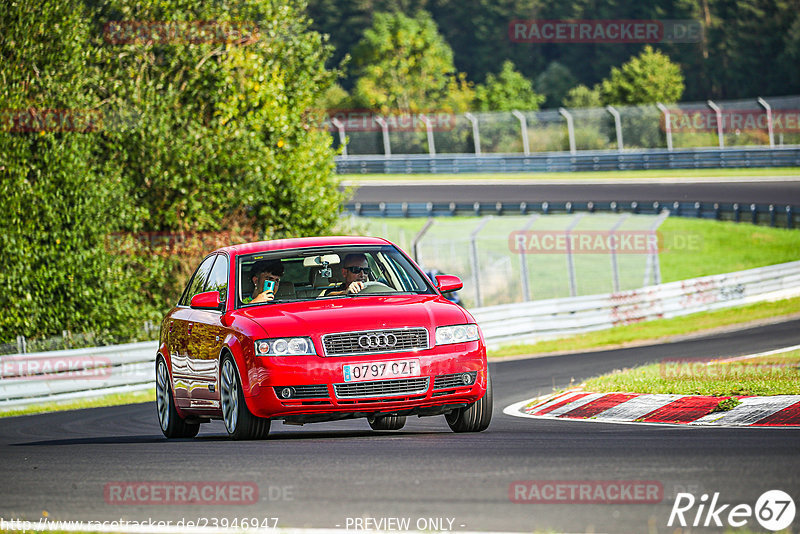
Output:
[435, 324, 480, 345]
[255, 337, 315, 356]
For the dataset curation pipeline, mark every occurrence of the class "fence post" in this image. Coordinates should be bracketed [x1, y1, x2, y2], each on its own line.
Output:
[519, 214, 540, 302]
[470, 217, 492, 307]
[565, 213, 585, 297]
[412, 218, 435, 264]
[757, 97, 775, 148]
[606, 105, 624, 152]
[646, 210, 670, 286]
[608, 214, 631, 293]
[331, 117, 348, 157]
[464, 112, 481, 155]
[375, 116, 391, 156]
[419, 114, 436, 155]
[656, 103, 673, 151]
[707, 100, 724, 148]
[559, 107, 577, 155]
[16, 335, 26, 354]
[511, 110, 530, 156]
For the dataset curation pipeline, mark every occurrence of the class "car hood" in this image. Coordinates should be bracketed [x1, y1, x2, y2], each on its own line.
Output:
[235, 294, 469, 337]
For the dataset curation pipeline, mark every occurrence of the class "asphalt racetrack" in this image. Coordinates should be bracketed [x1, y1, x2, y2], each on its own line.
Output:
[2, 319, 799, 532]
[347, 179, 800, 205]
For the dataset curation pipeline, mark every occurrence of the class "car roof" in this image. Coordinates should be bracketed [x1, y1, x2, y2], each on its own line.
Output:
[218, 236, 393, 256]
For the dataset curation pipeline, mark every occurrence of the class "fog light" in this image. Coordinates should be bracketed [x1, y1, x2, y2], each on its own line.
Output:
[280, 387, 294, 399]
[462, 372, 474, 385]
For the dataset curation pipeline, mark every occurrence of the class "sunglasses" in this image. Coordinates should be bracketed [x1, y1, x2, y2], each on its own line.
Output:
[345, 266, 370, 274]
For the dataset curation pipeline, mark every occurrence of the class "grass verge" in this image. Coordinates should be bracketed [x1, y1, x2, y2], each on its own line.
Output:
[0, 388, 154, 418]
[488, 296, 800, 359]
[659, 218, 800, 282]
[341, 167, 800, 182]
[580, 349, 800, 396]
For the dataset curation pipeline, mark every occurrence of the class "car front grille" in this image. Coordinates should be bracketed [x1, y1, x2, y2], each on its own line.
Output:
[273, 385, 329, 399]
[433, 371, 478, 390]
[333, 377, 430, 399]
[322, 328, 428, 356]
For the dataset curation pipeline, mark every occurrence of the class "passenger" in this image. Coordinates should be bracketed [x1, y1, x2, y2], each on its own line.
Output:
[243, 259, 284, 304]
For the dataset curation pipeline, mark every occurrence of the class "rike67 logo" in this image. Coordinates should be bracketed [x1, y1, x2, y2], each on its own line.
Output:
[668, 490, 795, 531]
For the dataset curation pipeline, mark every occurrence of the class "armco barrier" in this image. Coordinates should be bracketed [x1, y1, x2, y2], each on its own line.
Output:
[472, 260, 800, 347]
[2, 261, 799, 408]
[335, 146, 800, 174]
[0, 341, 157, 408]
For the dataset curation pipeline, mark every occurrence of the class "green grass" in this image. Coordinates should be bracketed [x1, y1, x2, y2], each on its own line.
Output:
[488, 296, 800, 359]
[341, 167, 800, 182]
[355, 216, 800, 288]
[580, 349, 800, 396]
[0, 388, 154, 418]
[659, 218, 800, 282]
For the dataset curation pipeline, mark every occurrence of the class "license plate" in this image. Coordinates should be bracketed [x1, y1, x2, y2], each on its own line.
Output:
[342, 359, 421, 382]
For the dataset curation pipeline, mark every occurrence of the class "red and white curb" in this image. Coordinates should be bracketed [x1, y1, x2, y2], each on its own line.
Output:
[504, 390, 800, 427]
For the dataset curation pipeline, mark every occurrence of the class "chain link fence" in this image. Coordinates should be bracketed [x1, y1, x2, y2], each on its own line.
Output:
[358, 213, 669, 308]
[328, 96, 800, 156]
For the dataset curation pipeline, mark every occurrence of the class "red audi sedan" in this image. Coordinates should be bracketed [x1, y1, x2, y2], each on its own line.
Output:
[156, 236, 491, 439]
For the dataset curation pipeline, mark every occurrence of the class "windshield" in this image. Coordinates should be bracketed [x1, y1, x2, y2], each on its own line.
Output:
[236, 245, 436, 306]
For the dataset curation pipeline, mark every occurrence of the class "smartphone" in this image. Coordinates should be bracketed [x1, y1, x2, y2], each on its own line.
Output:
[262, 280, 275, 293]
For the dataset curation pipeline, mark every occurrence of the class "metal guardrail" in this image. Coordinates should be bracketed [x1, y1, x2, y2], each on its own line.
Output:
[336, 146, 800, 174]
[0, 341, 157, 408]
[2, 262, 799, 408]
[345, 201, 798, 229]
[471, 260, 800, 347]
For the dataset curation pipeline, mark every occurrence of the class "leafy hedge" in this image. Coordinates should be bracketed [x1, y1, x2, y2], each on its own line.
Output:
[0, 0, 343, 343]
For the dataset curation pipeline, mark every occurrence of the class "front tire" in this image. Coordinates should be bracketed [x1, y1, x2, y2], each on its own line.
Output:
[156, 357, 200, 439]
[445, 374, 493, 433]
[368, 414, 406, 431]
[220, 356, 270, 440]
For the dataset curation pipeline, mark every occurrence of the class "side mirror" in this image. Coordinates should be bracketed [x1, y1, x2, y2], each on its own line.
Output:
[190, 290, 221, 310]
[435, 274, 463, 294]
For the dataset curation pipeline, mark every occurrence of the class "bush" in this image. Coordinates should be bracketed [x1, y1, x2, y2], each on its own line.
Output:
[0, 0, 343, 344]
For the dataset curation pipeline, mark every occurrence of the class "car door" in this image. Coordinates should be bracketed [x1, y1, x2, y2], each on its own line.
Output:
[187, 253, 230, 412]
[170, 254, 217, 410]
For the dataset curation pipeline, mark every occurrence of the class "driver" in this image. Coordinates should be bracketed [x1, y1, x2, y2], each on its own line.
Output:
[325, 253, 370, 296]
[243, 259, 283, 304]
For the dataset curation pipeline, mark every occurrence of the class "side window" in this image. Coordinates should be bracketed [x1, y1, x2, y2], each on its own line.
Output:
[179, 255, 217, 306]
[205, 254, 229, 303]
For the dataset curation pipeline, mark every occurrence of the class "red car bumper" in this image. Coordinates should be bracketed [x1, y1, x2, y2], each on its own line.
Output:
[242, 341, 487, 422]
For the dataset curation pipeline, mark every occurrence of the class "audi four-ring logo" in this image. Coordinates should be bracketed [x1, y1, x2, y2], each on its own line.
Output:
[358, 333, 398, 349]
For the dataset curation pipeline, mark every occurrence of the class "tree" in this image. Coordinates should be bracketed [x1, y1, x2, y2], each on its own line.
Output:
[599, 46, 685, 106]
[0, 0, 346, 343]
[474, 60, 544, 111]
[0, 0, 143, 341]
[562, 85, 602, 109]
[350, 11, 472, 113]
[535, 62, 577, 109]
